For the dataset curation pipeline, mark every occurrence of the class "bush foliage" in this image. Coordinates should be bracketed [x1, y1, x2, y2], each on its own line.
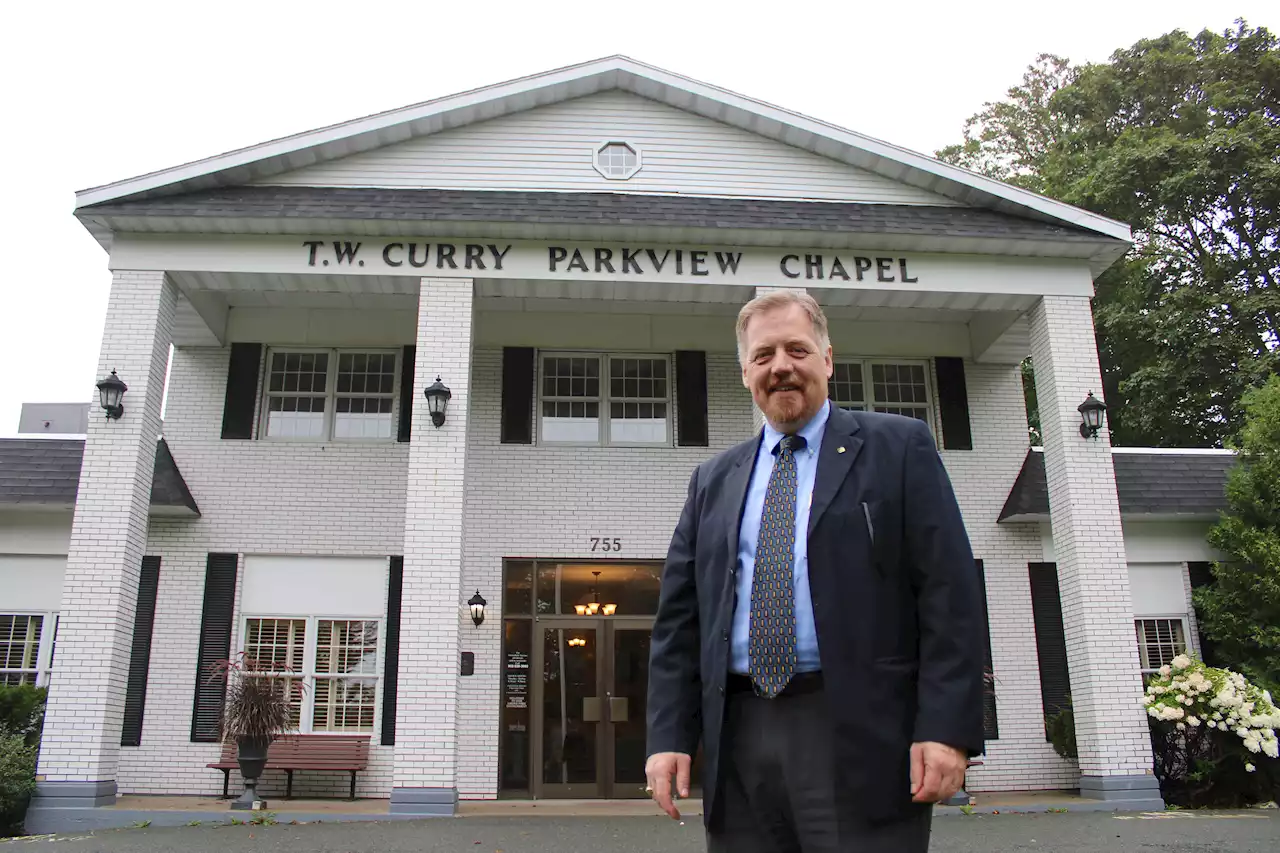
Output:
[0, 685, 45, 837]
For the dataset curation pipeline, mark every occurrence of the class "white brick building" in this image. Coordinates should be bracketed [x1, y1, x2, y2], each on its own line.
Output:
[1, 57, 1236, 830]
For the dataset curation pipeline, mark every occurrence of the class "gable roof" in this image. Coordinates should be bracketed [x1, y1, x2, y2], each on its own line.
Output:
[0, 437, 200, 517]
[999, 448, 1235, 523]
[73, 56, 1132, 268]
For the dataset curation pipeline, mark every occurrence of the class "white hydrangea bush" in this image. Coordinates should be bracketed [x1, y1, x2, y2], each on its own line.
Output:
[1143, 654, 1280, 771]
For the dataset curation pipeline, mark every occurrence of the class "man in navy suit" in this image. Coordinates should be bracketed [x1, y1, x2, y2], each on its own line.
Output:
[645, 290, 986, 852]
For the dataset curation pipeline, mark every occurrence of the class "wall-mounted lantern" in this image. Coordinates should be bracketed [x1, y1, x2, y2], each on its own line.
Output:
[96, 370, 127, 420]
[467, 590, 487, 627]
[424, 376, 452, 427]
[1078, 391, 1107, 439]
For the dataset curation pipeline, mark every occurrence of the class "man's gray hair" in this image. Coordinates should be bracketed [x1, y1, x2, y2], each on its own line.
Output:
[735, 289, 831, 365]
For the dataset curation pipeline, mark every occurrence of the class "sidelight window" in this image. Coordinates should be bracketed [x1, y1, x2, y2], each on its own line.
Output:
[0, 613, 57, 688]
[1135, 618, 1188, 673]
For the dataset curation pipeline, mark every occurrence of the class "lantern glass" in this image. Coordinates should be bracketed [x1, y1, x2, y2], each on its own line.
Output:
[467, 590, 486, 626]
[96, 370, 127, 418]
[424, 375, 452, 427]
[1084, 406, 1103, 429]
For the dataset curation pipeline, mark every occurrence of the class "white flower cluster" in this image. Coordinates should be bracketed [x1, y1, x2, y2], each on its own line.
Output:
[1143, 655, 1280, 771]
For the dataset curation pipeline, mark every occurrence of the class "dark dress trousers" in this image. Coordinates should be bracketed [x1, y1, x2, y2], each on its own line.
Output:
[646, 406, 987, 839]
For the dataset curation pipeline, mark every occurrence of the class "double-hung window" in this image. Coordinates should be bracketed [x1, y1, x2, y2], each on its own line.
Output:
[0, 613, 57, 688]
[262, 349, 398, 440]
[242, 616, 381, 733]
[539, 353, 671, 445]
[1135, 617, 1188, 673]
[829, 359, 933, 429]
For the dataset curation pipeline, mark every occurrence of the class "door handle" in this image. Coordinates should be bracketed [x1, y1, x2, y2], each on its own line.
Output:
[583, 697, 602, 722]
[609, 696, 629, 722]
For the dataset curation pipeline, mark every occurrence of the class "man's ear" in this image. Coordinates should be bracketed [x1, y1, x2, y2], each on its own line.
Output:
[824, 346, 834, 378]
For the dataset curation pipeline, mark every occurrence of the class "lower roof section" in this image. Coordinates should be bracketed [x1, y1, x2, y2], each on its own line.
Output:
[999, 448, 1235, 523]
[0, 437, 200, 517]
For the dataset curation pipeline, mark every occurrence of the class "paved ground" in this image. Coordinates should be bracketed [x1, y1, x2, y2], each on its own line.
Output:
[8, 810, 1279, 852]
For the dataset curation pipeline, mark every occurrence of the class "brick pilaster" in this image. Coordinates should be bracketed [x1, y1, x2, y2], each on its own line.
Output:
[33, 271, 176, 801]
[1028, 296, 1158, 799]
[391, 277, 474, 815]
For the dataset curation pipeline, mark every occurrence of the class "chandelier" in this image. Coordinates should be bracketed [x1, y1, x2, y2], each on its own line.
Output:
[574, 570, 617, 616]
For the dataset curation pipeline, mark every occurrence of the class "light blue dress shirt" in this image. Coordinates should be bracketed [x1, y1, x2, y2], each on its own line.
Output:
[730, 400, 830, 675]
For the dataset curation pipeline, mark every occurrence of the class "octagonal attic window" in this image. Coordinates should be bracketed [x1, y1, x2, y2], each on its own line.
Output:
[593, 141, 642, 180]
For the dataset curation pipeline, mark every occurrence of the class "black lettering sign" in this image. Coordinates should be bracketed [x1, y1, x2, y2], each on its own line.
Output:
[829, 256, 850, 281]
[595, 248, 615, 273]
[303, 241, 323, 266]
[437, 244, 458, 270]
[715, 252, 742, 274]
[333, 241, 362, 265]
[805, 254, 823, 280]
[690, 250, 709, 276]
[489, 244, 512, 270]
[566, 249, 589, 272]
[382, 243, 404, 267]
[409, 243, 430, 268]
[647, 249, 672, 273]
[876, 257, 895, 282]
[549, 247, 568, 271]
[899, 258, 918, 283]
[854, 257, 873, 281]
[780, 254, 802, 279]
[621, 248, 643, 274]
[675, 249, 684, 275]
[464, 244, 486, 270]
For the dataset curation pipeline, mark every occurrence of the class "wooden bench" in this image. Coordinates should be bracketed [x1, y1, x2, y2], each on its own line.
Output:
[207, 734, 371, 800]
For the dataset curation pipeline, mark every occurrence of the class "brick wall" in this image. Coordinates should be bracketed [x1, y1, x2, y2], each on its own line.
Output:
[119, 342, 407, 797]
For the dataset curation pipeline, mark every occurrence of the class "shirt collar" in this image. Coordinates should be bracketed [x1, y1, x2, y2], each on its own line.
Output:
[763, 399, 830, 455]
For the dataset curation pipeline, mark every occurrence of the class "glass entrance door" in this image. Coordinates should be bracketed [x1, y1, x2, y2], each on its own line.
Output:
[530, 617, 654, 798]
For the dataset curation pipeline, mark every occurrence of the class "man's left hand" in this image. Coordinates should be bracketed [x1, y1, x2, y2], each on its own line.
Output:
[910, 741, 967, 803]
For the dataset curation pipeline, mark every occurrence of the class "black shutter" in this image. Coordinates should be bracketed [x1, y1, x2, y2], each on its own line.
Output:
[221, 343, 263, 440]
[1028, 562, 1071, 730]
[500, 347, 535, 444]
[1187, 561, 1218, 666]
[381, 557, 404, 746]
[675, 351, 709, 447]
[934, 357, 973, 451]
[121, 556, 161, 747]
[397, 345, 416, 443]
[975, 559, 998, 741]
[190, 553, 239, 743]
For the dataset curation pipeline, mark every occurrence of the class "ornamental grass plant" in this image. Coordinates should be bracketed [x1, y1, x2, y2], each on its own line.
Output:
[1143, 654, 1280, 807]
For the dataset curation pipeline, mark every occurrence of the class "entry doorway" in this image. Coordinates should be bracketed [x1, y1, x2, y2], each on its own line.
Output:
[532, 617, 652, 798]
[499, 559, 702, 799]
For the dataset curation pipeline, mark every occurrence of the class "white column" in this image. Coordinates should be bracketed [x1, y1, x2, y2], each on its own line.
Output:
[30, 271, 176, 811]
[1029, 295, 1162, 807]
[390, 277, 474, 816]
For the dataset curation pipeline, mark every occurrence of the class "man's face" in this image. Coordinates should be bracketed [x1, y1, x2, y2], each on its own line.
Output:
[740, 303, 833, 432]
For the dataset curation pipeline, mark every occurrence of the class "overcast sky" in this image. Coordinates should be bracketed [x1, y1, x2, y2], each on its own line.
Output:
[0, 1, 1271, 435]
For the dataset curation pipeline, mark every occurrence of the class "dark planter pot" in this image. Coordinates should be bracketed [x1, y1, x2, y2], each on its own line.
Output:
[231, 735, 273, 811]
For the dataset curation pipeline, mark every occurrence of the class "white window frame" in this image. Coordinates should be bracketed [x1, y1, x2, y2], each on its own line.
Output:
[537, 351, 673, 447]
[1135, 616, 1190, 673]
[240, 614, 383, 735]
[591, 140, 643, 180]
[0, 611, 58, 688]
[830, 358, 935, 432]
[259, 347, 400, 443]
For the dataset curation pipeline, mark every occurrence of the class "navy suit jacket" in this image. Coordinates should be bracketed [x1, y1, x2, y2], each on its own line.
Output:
[646, 405, 986, 826]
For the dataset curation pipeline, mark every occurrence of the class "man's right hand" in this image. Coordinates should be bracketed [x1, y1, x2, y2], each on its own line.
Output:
[645, 751, 692, 820]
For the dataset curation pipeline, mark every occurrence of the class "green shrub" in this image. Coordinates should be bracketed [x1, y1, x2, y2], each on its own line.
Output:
[0, 733, 37, 838]
[0, 685, 47, 747]
[1046, 700, 1077, 761]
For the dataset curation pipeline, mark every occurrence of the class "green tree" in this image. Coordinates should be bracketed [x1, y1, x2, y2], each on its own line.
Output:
[939, 20, 1280, 447]
[1194, 375, 1280, 692]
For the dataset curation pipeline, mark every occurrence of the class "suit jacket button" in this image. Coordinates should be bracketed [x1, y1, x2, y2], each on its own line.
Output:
[719, 686, 725, 696]
[722, 630, 729, 641]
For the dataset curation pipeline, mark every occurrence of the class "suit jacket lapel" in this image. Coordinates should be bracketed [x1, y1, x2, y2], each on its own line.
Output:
[808, 407, 863, 536]
[724, 433, 762, 562]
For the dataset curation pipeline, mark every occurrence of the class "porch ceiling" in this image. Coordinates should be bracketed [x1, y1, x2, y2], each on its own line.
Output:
[168, 271, 1034, 362]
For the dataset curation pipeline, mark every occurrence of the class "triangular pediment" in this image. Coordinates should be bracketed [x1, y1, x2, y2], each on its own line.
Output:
[75, 55, 1131, 269]
[252, 90, 959, 207]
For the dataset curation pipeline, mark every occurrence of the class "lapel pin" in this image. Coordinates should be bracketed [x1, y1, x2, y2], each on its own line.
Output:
[837, 446, 846, 454]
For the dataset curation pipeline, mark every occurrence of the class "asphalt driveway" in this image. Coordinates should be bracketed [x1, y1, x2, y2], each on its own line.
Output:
[9, 810, 1280, 852]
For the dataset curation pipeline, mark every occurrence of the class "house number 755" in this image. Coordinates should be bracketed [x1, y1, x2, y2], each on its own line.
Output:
[590, 537, 622, 552]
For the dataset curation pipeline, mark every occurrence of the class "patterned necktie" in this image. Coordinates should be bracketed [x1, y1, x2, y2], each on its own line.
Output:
[748, 433, 806, 698]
